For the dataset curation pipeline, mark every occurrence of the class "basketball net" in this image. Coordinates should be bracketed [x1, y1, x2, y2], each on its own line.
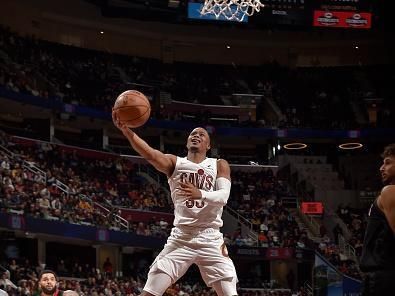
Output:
[200, 0, 264, 22]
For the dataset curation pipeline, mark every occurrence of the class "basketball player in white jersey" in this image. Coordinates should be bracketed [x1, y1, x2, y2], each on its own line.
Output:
[113, 112, 238, 296]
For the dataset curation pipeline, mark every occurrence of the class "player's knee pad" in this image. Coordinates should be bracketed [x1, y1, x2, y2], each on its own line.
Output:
[212, 277, 238, 296]
[143, 270, 172, 296]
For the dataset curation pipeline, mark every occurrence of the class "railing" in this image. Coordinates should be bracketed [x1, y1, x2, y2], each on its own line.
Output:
[280, 154, 316, 201]
[338, 234, 363, 278]
[281, 196, 298, 209]
[138, 163, 161, 184]
[22, 161, 47, 184]
[82, 194, 129, 231]
[0, 143, 13, 158]
[225, 205, 258, 243]
[54, 179, 69, 196]
[297, 207, 320, 237]
[338, 234, 356, 260]
[3, 140, 66, 195]
[1, 143, 129, 231]
[303, 281, 313, 296]
[137, 164, 171, 202]
[323, 207, 352, 241]
[0, 144, 47, 183]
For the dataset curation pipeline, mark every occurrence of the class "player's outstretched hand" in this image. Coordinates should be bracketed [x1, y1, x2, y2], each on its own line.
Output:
[112, 108, 133, 136]
[178, 181, 202, 199]
[112, 108, 124, 129]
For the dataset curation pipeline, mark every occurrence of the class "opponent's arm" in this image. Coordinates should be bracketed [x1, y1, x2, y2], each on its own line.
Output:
[113, 110, 176, 177]
[378, 185, 395, 234]
[178, 159, 231, 206]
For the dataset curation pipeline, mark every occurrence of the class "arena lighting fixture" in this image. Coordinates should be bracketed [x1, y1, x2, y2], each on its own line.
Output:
[168, 0, 180, 8]
[283, 143, 308, 150]
[338, 142, 363, 150]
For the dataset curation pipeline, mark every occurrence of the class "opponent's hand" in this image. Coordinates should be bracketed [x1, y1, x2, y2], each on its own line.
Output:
[178, 181, 202, 200]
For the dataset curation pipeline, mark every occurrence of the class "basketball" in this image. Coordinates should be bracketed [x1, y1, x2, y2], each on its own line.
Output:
[113, 90, 151, 128]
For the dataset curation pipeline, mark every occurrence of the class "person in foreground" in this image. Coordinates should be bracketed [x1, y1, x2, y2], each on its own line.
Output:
[113, 111, 238, 296]
[38, 270, 63, 296]
[360, 144, 395, 296]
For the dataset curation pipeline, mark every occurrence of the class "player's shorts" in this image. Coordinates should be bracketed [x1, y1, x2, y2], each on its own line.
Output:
[147, 226, 238, 287]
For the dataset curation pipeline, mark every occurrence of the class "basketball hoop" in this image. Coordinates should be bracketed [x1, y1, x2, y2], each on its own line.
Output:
[200, 0, 264, 22]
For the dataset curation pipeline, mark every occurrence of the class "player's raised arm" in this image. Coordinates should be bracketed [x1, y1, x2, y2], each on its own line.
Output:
[113, 110, 176, 177]
[216, 158, 231, 180]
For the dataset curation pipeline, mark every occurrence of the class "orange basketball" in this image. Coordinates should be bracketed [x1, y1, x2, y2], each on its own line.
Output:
[113, 90, 151, 128]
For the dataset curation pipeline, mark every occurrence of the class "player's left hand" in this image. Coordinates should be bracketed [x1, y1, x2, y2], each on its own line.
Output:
[178, 181, 202, 199]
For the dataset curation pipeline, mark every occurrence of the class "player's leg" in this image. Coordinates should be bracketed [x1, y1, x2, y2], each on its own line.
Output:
[197, 241, 238, 295]
[211, 277, 238, 296]
[142, 239, 197, 296]
[140, 271, 173, 296]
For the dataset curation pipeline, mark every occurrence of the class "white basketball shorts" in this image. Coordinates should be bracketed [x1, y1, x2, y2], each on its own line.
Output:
[145, 227, 238, 287]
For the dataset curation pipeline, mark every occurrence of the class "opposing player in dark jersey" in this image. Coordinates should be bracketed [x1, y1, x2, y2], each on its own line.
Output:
[360, 144, 395, 296]
[38, 270, 63, 296]
[113, 109, 238, 296]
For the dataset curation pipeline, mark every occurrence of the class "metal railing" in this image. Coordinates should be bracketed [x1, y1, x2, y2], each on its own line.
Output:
[137, 164, 171, 202]
[1, 144, 47, 183]
[281, 196, 298, 209]
[1, 143, 129, 231]
[82, 194, 129, 231]
[22, 161, 47, 184]
[338, 234, 363, 277]
[303, 281, 313, 296]
[297, 207, 321, 237]
[338, 234, 357, 260]
[225, 205, 258, 243]
[0, 143, 13, 158]
[138, 163, 161, 184]
[54, 179, 69, 196]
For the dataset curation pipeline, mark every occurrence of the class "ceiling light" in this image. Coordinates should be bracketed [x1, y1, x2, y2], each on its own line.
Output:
[338, 142, 363, 150]
[283, 143, 307, 150]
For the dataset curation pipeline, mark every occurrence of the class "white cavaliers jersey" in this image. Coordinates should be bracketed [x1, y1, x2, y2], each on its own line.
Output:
[168, 156, 225, 229]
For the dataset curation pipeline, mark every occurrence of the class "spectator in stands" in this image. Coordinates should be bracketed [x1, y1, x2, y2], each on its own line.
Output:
[286, 269, 295, 291]
[332, 223, 343, 245]
[103, 258, 113, 277]
[0, 271, 16, 292]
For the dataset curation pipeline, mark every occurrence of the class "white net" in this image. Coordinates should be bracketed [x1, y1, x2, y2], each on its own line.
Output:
[200, 0, 264, 22]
